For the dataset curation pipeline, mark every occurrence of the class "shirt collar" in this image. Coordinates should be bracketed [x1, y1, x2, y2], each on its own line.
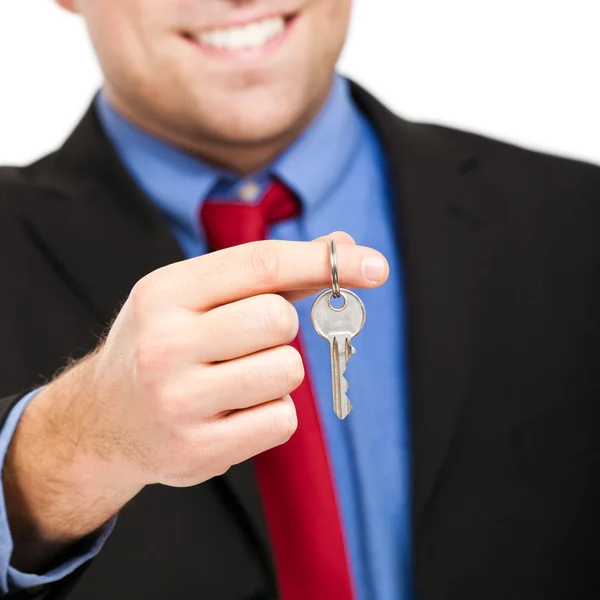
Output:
[273, 75, 362, 216]
[95, 92, 221, 237]
[95, 74, 362, 235]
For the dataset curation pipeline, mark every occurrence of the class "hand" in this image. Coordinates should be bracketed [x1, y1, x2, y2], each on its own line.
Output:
[77, 231, 389, 487]
[4, 231, 389, 570]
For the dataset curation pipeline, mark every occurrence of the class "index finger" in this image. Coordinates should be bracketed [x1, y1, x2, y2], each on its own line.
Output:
[159, 235, 389, 311]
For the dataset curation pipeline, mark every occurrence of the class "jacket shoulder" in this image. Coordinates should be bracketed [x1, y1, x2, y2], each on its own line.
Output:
[413, 121, 600, 191]
[0, 154, 63, 217]
[0, 152, 59, 187]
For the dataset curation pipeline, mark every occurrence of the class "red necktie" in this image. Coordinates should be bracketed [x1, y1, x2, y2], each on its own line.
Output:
[200, 180, 356, 600]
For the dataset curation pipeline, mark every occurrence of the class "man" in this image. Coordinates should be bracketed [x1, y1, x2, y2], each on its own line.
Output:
[1, 0, 599, 598]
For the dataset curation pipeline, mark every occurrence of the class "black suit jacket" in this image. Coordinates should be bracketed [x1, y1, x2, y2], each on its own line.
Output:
[1, 84, 600, 600]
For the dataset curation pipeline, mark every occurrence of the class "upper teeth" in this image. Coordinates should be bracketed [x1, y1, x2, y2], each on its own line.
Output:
[197, 16, 285, 50]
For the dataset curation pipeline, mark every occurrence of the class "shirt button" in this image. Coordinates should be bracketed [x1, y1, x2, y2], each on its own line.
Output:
[239, 180, 261, 203]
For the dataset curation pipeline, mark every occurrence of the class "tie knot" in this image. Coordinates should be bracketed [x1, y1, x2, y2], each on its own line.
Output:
[200, 179, 301, 251]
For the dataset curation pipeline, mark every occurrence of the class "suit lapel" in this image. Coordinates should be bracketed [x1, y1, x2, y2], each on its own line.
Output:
[26, 104, 274, 565]
[26, 106, 185, 323]
[352, 84, 505, 528]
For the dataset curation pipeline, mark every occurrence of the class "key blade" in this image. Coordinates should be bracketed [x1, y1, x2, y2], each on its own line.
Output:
[332, 337, 353, 420]
[345, 337, 356, 358]
[339, 337, 354, 419]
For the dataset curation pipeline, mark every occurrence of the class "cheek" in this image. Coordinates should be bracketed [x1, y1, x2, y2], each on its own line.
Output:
[83, 0, 160, 60]
[330, 0, 352, 43]
[318, 0, 352, 29]
[309, 0, 352, 63]
[83, 0, 164, 88]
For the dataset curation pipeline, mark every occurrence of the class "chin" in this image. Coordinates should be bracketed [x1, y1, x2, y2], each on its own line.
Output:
[221, 115, 297, 145]
[198, 95, 310, 146]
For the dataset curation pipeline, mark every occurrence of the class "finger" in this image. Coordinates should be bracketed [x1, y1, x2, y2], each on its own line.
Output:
[150, 231, 388, 311]
[282, 231, 355, 303]
[194, 294, 298, 362]
[212, 395, 298, 464]
[189, 345, 304, 416]
[313, 230, 355, 246]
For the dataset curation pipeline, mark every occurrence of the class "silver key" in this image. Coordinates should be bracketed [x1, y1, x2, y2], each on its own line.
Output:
[311, 288, 366, 419]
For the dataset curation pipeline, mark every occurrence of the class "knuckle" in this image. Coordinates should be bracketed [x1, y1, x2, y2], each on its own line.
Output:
[159, 384, 189, 419]
[134, 341, 159, 378]
[134, 338, 171, 383]
[186, 429, 232, 480]
[213, 463, 232, 478]
[280, 345, 305, 391]
[191, 377, 220, 420]
[167, 427, 193, 461]
[263, 295, 299, 341]
[269, 398, 298, 442]
[157, 372, 214, 421]
[331, 231, 355, 245]
[168, 425, 209, 468]
[129, 276, 155, 312]
[166, 446, 200, 483]
[247, 243, 280, 287]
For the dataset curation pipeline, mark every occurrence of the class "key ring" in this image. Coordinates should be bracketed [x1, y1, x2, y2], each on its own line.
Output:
[329, 239, 341, 298]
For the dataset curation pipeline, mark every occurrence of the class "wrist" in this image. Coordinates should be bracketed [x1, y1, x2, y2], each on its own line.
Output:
[3, 356, 142, 561]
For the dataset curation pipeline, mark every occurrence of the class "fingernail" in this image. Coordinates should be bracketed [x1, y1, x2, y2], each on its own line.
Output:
[363, 255, 385, 283]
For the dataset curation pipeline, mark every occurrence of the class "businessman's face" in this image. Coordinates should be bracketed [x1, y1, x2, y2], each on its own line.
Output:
[59, 0, 351, 169]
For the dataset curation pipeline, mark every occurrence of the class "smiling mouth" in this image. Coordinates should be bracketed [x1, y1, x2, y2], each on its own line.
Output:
[184, 14, 296, 53]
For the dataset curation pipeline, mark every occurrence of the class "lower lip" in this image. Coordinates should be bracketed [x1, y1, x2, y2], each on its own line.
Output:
[183, 16, 297, 61]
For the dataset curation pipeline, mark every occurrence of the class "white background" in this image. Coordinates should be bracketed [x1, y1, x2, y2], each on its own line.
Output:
[0, 0, 598, 166]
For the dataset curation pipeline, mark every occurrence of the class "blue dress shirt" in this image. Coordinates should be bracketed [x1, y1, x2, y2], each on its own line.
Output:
[0, 75, 413, 600]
